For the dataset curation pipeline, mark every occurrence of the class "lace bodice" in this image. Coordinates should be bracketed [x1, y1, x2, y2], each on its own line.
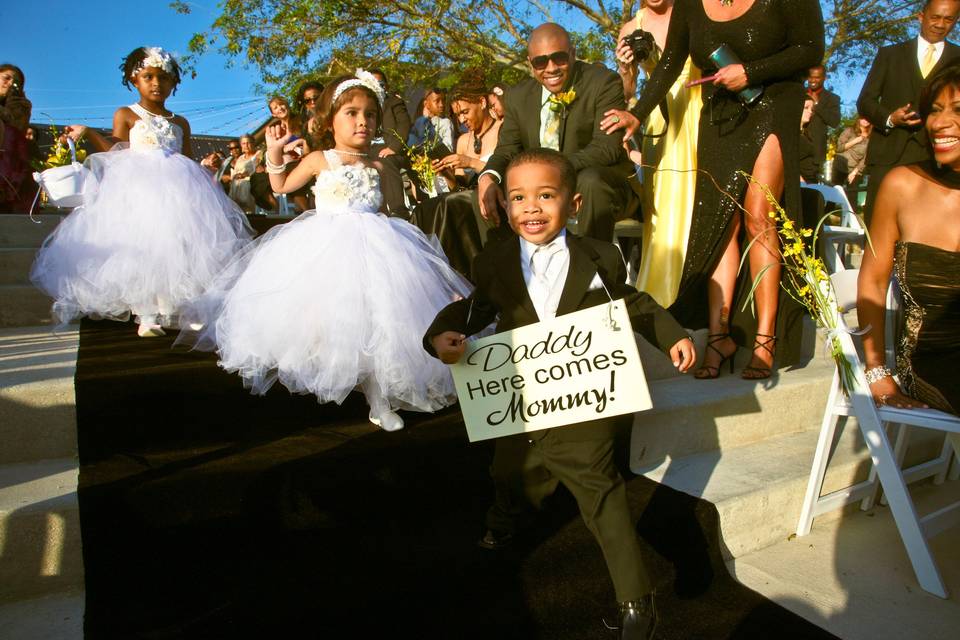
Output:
[128, 103, 183, 153]
[311, 150, 382, 212]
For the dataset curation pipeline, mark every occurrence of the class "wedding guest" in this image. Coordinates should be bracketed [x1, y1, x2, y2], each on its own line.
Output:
[229, 135, 260, 213]
[858, 0, 960, 225]
[615, 0, 702, 309]
[858, 62, 960, 416]
[217, 139, 241, 193]
[411, 79, 503, 276]
[799, 95, 820, 183]
[834, 116, 872, 188]
[252, 96, 310, 212]
[0, 64, 32, 212]
[408, 88, 455, 151]
[805, 64, 841, 171]
[479, 22, 636, 243]
[369, 69, 412, 215]
[603, 0, 825, 379]
[296, 81, 324, 150]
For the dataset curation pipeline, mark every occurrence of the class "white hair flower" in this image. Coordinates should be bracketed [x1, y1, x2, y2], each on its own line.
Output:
[332, 68, 386, 107]
[132, 47, 177, 79]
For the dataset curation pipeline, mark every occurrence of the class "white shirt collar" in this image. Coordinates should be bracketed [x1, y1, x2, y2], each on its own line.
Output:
[919, 35, 945, 56]
[520, 229, 567, 265]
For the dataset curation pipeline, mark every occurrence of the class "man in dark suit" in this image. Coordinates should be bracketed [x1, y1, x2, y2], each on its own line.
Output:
[366, 69, 414, 216]
[805, 65, 841, 172]
[426, 149, 695, 640]
[477, 23, 636, 242]
[858, 0, 960, 223]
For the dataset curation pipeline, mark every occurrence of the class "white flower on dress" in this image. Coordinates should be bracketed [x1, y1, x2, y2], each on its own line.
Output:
[312, 163, 382, 212]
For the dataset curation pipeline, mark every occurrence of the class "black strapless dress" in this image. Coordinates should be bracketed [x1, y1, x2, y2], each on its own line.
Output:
[894, 241, 960, 415]
[631, 0, 824, 363]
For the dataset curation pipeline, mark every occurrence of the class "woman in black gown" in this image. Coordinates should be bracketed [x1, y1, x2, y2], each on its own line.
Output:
[857, 63, 960, 416]
[602, 0, 824, 378]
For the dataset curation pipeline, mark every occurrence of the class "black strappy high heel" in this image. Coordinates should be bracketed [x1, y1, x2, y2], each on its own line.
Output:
[741, 333, 777, 380]
[694, 333, 736, 380]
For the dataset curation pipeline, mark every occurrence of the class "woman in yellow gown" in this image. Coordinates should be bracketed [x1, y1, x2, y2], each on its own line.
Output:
[616, 0, 702, 309]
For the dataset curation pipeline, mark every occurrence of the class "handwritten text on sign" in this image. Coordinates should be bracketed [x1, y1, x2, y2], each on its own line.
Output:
[450, 301, 652, 442]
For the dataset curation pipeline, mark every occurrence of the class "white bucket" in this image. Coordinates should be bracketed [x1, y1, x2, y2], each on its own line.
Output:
[33, 138, 89, 208]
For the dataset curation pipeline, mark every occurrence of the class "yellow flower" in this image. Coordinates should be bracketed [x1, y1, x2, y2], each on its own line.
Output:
[549, 89, 577, 113]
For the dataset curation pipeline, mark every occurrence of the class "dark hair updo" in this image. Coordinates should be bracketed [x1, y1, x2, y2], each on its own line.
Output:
[313, 75, 384, 150]
[120, 47, 183, 94]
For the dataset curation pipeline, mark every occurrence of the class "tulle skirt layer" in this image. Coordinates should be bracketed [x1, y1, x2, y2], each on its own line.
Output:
[30, 149, 253, 326]
[179, 208, 471, 412]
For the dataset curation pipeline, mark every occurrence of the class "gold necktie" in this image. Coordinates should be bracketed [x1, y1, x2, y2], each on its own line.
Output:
[921, 43, 937, 78]
[542, 103, 561, 151]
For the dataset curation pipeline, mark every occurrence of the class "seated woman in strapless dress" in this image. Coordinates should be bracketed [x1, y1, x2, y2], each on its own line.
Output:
[858, 62, 960, 415]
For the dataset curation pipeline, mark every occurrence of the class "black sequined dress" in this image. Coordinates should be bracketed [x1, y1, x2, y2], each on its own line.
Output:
[894, 241, 960, 415]
[631, 0, 824, 360]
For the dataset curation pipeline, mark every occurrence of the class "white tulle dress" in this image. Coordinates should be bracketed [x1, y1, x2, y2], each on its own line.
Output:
[30, 104, 253, 327]
[180, 150, 471, 415]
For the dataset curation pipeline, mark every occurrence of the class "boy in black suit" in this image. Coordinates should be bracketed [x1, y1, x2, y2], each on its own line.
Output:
[424, 149, 695, 640]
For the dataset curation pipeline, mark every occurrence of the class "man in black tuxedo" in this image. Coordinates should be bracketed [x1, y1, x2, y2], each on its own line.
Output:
[858, 0, 960, 224]
[369, 69, 413, 216]
[805, 65, 841, 173]
[477, 23, 636, 242]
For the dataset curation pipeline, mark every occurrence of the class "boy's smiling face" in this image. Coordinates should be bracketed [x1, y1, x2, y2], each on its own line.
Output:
[505, 161, 581, 245]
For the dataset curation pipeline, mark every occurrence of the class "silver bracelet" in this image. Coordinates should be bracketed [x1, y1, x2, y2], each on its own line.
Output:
[264, 157, 285, 172]
[864, 365, 893, 385]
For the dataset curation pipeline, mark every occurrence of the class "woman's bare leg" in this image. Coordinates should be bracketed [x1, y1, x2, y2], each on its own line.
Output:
[741, 134, 785, 378]
[694, 216, 740, 378]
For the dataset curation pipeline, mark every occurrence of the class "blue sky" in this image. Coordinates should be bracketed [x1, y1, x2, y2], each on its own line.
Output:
[7, 1, 885, 137]
[5, 1, 267, 136]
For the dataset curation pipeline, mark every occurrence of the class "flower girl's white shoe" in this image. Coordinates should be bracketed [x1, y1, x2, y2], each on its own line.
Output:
[369, 409, 404, 432]
[136, 316, 166, 337]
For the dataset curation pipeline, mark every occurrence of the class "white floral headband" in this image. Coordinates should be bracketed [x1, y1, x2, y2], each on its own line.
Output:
[332, 68, 386, 107]
[131, 47, 177, 79]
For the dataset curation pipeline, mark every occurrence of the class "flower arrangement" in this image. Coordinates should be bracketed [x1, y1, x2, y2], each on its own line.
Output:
[738, 171, 857, 393]
[44, 125, 87, 168]
[548, 89, 577, 114]
[396, 128, 442, 196]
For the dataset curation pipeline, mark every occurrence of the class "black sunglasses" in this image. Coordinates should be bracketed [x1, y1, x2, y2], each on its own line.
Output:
[530, 51, 571, 70]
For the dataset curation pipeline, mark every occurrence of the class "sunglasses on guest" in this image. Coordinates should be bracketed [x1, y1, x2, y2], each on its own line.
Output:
[529, 51, 571, 70]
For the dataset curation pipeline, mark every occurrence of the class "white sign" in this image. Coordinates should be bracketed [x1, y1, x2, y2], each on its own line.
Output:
[450, 300, 652, 442]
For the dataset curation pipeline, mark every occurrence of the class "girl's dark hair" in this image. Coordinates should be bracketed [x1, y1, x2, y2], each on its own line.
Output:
[919, 60, 960, 120]
[120, 47, 183, 94]
[0, 64, 25, 91]
[314, 75, 383, 150]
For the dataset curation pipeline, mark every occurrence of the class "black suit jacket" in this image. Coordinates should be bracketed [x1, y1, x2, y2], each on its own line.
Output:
[380, 93, 412, 154]
[424, 234, 688, 357]
[858, 38, 960, 167]
[483, 61, 632, 177]
[807, 88, 841, 165]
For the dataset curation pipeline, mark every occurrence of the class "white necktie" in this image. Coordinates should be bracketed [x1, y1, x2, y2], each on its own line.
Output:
[529, 242, 563, 319]
[921, 43, 937, 78]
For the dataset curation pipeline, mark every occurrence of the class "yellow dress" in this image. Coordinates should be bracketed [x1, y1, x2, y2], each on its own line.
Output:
[633, 9, 702, 308]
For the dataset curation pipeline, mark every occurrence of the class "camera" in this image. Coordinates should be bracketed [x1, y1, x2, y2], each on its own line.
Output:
[623, 29, 656, 64]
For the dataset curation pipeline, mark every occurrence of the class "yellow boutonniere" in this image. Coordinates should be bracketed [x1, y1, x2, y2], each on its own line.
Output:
[549, 89, 576, 114]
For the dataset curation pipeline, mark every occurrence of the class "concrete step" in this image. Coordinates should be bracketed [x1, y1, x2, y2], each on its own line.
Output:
[631, 353, 835, 468]
[0, 248, 37, 286]
[0, 214, 62, 248]
[0, 325, 78, 464]
[0, 285, 53, 328]
[0, 458, 83, 604]
[639, 424, 948, 561]
[0, 591, 84, 640]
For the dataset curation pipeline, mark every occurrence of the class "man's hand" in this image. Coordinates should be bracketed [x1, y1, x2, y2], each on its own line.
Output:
[669, 337, 696, 373]
[432, 331, 467, 364]
[378, 147, 397, 158]
[890, 103, 922, 128]
[477, 173, 504, 227]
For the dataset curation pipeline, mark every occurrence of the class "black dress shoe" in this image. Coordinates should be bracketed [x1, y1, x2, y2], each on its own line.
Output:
[618, 594, 657, 640]
[476, 529, 514, 550]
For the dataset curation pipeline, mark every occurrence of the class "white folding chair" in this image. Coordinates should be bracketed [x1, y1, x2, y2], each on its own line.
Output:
[801, 183, 866, 273]
[797, 269, 960, 598]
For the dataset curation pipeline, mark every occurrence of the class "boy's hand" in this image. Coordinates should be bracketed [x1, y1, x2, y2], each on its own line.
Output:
[670, 337, 696, 373]
[432, 331, 467, 364]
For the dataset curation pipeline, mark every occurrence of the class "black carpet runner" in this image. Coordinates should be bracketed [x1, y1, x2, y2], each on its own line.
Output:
[75, 318, 837, 639]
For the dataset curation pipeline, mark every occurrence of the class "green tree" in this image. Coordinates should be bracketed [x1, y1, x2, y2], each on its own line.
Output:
[172, 1, 929, 93]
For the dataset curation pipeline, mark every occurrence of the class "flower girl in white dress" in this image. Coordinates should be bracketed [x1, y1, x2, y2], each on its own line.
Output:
[30, 47, 253, 336]
[180, 72, 471, 431]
